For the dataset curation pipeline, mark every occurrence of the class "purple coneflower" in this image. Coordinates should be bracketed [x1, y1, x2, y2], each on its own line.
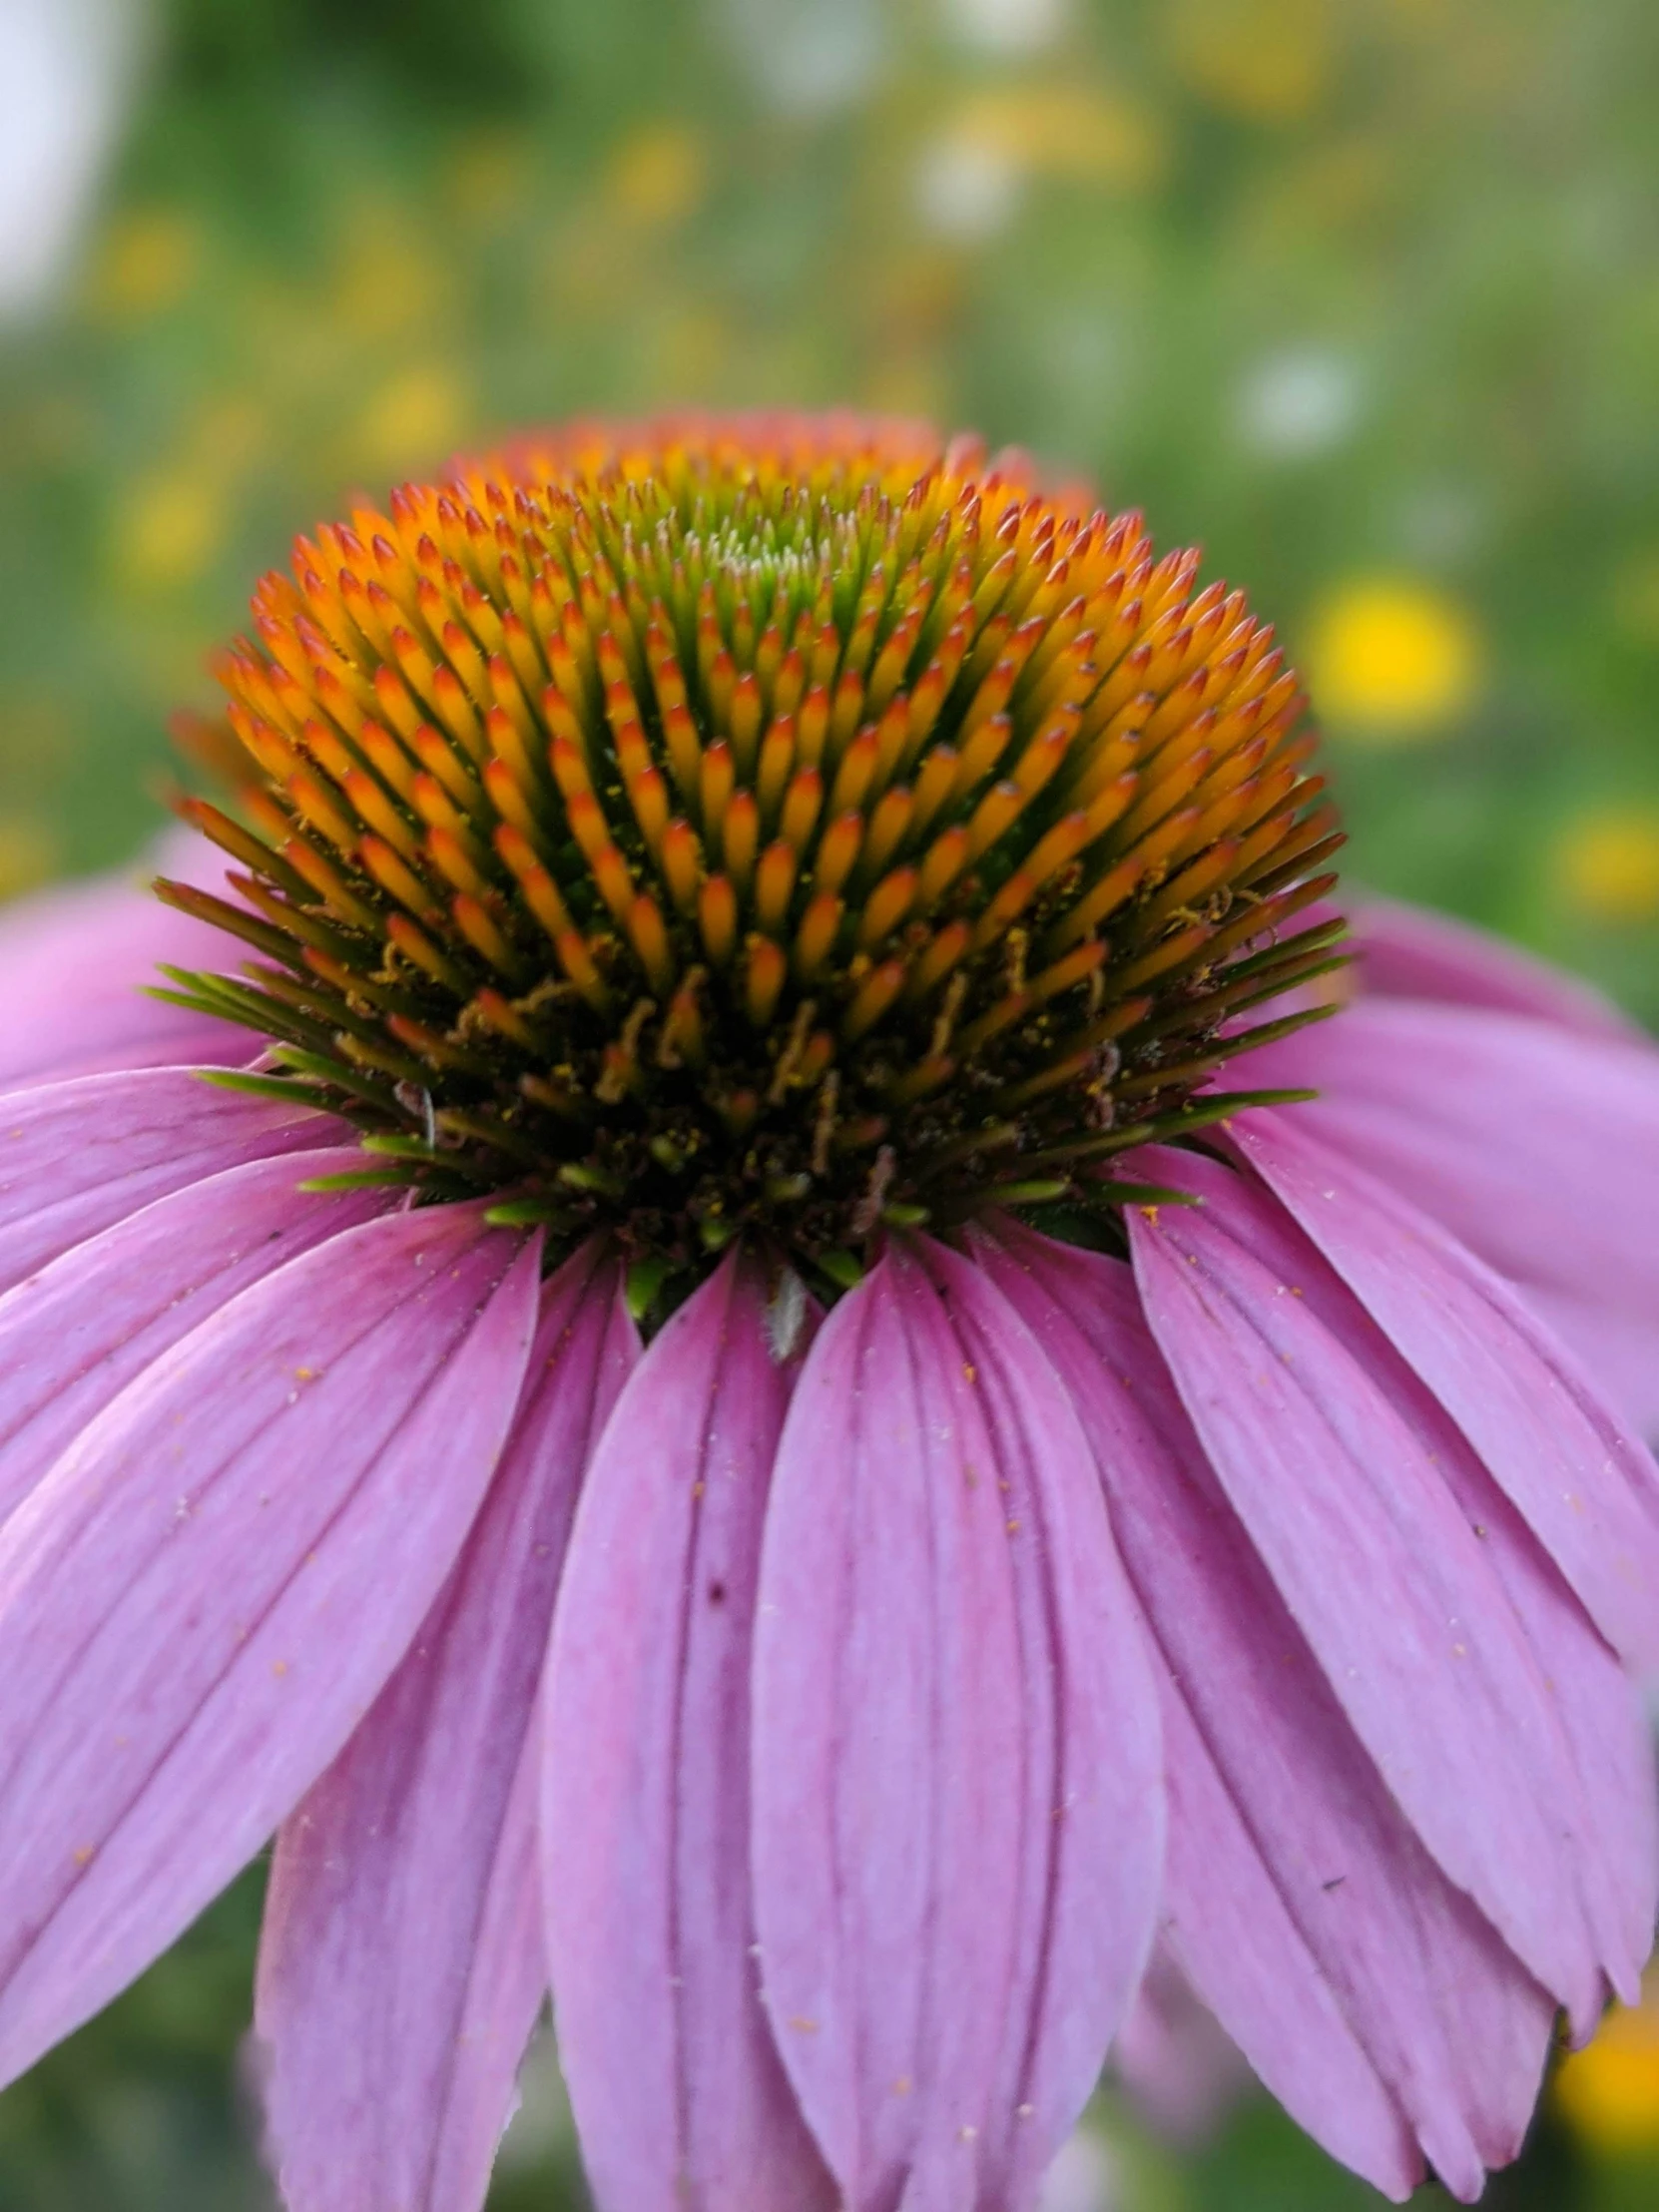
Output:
[0, 412, 1656, 2211]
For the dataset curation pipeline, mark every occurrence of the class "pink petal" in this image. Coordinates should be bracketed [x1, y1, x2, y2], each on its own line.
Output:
[1521, 1292, 1659, 1443]
[257, 1240, 638, 2212]
[0, 1069, 339, 1294]
[542, 1251, 834, 2212]
[1109, 1948, 1252, 2146]
[973, 1223, 1555, 2201]
[0, 1148, 390, 1531]
[1126, 1155, 1608, 2023]
[0, 845, 253, 1091]
[751, 1244, 1163, 2212]
[1351, 895, 1641, 1040]
[1132, 1168, 1627, 2025]
[1154, 1688, 1423, 2199]
[0, 1203, 540, 2088]
[1238, 1000, 1659, 1431]
[1197, 1130, 1658, 2001]
[1159, 1672, 1552, 2201]
[1232, 1109, 1659, 1671]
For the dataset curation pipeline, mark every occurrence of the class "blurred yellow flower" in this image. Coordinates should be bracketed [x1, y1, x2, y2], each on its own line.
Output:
[967, 85, 1166, 191]
[351, 365, 469, 479]
[1307, 578, 1481, 736]
[916, 84, 1165, 240]
[0, 819, 57, 903]
[446, 130, 535, 227]
[110, 395, 269, 591]
[331, 201, 453, 340]
[1554, 811, 1659, 924]
[1611, 550, 1659, 645]
[607, 124, 708, 228]
[194, 395, 272, 476]
[1555, 1967, 1659, 2152]
[86, 207, 201, 322]
[1164, 0, 1335, 123]
[113, 469, 227, 590]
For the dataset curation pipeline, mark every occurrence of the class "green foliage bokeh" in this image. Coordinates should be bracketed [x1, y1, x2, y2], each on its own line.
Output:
[1, 1, 1656, 2205]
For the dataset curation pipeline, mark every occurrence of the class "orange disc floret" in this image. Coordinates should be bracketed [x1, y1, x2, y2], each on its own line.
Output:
[161, 410, 1343, 1297]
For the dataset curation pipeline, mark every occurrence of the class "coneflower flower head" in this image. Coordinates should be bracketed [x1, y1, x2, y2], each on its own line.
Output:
[0, 411, 1657, 2212]
[162, 411, 1336, 1298]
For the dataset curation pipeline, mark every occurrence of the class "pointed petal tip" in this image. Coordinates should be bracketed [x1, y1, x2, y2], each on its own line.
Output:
[976, 1220, 1562, 2205]
[1127, 1160, 1622, 2024]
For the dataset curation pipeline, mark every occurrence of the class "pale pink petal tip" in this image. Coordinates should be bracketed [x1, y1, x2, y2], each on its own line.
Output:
[259, 1239, 637, 2212]
[0, 1203, 541, 2091]
[752, 1244, 1163, 2212]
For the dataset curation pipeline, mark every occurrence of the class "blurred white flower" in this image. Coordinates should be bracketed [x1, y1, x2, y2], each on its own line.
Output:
[714, 0, 884, 114]
[915, 133, 1022, 239]
[1237, 345, 1362, 458]
[940, 0, 1070, 53]
[0, 0, 147, 318]
[1038, 2127, 1119, 2212]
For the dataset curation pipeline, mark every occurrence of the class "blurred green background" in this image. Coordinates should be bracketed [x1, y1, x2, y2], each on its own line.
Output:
[1, 0, 1656, 2205]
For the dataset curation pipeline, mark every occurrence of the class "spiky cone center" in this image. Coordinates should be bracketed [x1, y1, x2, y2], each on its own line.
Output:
[162, 412, 1345, 1309]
